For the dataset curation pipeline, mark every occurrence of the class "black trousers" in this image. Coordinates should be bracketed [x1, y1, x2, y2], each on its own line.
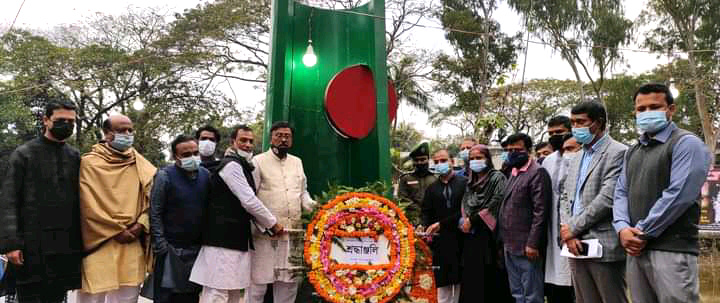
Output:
[545, 283, 575, 303]
[153, 288, 199, 303]
[16, 285, 66, 303]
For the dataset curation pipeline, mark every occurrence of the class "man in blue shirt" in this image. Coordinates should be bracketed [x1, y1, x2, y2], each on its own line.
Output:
[559, 102, 628, 303]
[613, 83, 712, 303]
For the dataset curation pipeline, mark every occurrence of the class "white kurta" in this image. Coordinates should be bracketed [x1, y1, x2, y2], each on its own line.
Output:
[251, 151, 316, 284]
[189, 161, 277, 290]
[542, 151, 573, 287]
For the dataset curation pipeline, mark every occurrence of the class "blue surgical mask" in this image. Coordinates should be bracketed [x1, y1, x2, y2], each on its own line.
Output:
[459, 149, 469, 161]
[180, 155, 201, 171]
[110, 133, 134, 151]
[572, 127, 595, 145]
[636, 111, 669, 134]
[434, 162, 450, 175]
[501, 151, 509, 163]
[469, 160, 487, 173]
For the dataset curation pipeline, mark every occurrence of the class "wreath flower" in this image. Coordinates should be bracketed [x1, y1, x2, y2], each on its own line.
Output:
[304, 193, 416, 303]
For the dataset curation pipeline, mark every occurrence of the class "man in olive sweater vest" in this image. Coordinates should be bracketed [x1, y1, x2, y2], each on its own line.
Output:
[613, 83, 712, 303]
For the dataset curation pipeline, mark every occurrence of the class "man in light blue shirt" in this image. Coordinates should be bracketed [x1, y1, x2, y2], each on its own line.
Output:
[559, 101, 628, 303]
[613, 83, 712, 303]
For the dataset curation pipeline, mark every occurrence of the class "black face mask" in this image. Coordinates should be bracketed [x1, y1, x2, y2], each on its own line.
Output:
[507, 151, 530, 168]
[549, 133, 572, 151]
[271, 144, 290, 158]
[49, 120, 74, 141]
[414, 163, 429, 174]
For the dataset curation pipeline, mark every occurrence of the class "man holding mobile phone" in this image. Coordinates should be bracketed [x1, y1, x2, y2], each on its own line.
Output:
[559, 101, 629, 303]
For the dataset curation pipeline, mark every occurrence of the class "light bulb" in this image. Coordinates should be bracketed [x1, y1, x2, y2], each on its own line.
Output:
[302, 43, 317, 67]
[670, 84, 679, 98]
[132, 99, 145, 111]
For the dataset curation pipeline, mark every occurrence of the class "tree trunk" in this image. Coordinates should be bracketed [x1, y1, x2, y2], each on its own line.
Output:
[687, 52, 717, 155]
[563, 52, 586, 101]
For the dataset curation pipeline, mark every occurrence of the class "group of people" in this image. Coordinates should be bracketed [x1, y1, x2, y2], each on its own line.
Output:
[0, 106, 315, 303]
[0, 82, 713, 303]
[397, 83, 713, 303]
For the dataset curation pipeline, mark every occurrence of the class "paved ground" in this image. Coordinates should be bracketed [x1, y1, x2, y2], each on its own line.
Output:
[1, 291, 248, 303]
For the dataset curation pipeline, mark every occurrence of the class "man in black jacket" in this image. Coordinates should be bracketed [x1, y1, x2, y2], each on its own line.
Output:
[149, 135, 210, 303]
[422, 149, 467, 303]
[0, 99, 84, 303]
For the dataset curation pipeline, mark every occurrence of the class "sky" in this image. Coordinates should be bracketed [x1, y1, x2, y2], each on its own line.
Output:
[1, 0, 668, 138]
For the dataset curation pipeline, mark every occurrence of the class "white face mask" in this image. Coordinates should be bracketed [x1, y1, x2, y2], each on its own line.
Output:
[237, 149, 253, 161]
[563, 152, 578, 161]
[198, 140, 217, 157]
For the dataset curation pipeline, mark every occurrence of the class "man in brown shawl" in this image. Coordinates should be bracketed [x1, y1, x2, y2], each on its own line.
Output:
[76, 114, 157, 303]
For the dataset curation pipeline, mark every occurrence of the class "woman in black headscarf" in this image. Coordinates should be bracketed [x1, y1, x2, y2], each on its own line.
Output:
[458, 144, 512, 303]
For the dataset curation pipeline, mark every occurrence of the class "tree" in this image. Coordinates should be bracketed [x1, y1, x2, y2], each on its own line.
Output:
[507, 0, 633, 102]
[640, 0, 720, 154]
[431, 0, 522, 141]
[486, 79, 581, 141]
[604, 60, 707, 144]
[0, 8, 248, 164]
[159, 0, 271, 84]
[390, 121, 424, 152]
[388, 53, 433, 131]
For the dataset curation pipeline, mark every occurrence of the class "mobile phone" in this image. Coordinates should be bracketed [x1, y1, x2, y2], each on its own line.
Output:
[579, 243, 590, 256]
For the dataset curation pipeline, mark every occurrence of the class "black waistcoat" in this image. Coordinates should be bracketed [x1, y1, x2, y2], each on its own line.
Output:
[201, 154, 256, 251]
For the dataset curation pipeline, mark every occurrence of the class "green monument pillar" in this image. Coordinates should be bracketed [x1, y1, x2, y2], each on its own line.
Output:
[264, 0, 391, 195]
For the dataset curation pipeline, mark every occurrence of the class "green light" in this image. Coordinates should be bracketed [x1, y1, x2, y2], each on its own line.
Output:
[302, 41, 317, 67]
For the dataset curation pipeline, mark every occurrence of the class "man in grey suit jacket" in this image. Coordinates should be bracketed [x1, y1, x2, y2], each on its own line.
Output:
[559, 101, 629, 303]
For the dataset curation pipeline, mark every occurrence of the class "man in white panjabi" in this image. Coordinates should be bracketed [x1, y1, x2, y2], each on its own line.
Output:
[189, 125, 284, 303]
[247, 121, 316, 303]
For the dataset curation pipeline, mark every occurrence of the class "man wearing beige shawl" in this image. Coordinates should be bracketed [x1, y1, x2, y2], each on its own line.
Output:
[77, 114, 157, 303]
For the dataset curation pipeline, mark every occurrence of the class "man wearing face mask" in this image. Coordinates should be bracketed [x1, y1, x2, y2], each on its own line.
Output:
[539, 115, 575, 303]
[195, 126, 222, 172]
[77, 114, 157, 303]
[500, 140, 512, 178]
[613, 84, 712, 303]
[457, 138, 478, 177]
[558, 101, 629, 303]
[247, 121, 316, 303]
[398, 142, 437, 206]
[190, 124, 282, 303]
[0, 100, 84, 303]
[534, 142, 553, 165]
[148, 135, 209, 303]
[498, 133, 552, 303]
[422, 149, 467, 303]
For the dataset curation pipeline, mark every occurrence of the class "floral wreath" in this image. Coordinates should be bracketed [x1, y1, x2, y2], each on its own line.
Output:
[405, 240, 437, 302]
[304, 192, 416, 303]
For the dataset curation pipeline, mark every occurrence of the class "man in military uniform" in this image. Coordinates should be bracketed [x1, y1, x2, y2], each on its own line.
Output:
[397, 142, 437, 224]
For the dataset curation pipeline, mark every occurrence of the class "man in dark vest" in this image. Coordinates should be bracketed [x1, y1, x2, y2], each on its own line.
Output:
[149, 135, 210, 303]
[189, 125, 284, 303]
[613, 83, 712, 303]
[0, 99, 84, 303]
[195, 125, 222, 172]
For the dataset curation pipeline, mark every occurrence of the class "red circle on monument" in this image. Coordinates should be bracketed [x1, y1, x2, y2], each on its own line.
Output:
[388, 79, 399, 123]
[325, 65, 378, 139]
